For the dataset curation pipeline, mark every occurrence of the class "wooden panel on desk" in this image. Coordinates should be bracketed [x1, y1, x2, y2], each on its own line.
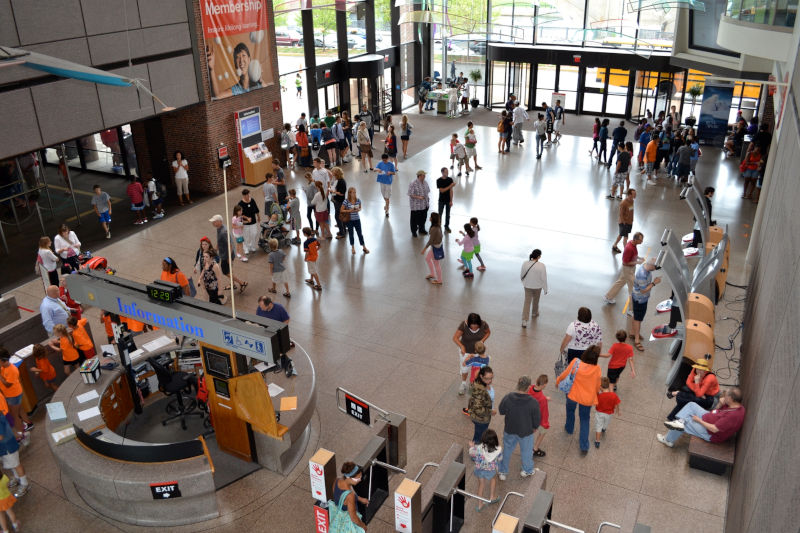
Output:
[242, 155, 272, 186]
[205, 374, 252, 462]
[18, 362, 38, 415]
[229, 372, 279, 438]
[113, 374, 134, 423]
[686, 293, 715, 328]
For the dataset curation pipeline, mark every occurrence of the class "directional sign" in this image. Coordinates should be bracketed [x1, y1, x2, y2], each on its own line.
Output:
[344, 393, 371, 426]
[150, 481, 181, 499]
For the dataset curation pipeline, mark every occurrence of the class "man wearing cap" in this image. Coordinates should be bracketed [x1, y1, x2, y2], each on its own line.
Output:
[238, 189, 260, 255]
[408, 170, 430, 238]
[630, 256, 661, 351]
[497, 376, 541, 481]
[657, 387, 745, 448]
[210, 215, 248, 293]
[666, 358, 719, 421]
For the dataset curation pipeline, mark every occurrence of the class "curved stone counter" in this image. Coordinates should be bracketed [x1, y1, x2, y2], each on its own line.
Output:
[45, 333, 316, 526]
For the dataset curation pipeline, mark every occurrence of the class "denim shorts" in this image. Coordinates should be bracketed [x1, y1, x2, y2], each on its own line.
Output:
[5, 394, 22, 406]
[474, 468, 496, 480]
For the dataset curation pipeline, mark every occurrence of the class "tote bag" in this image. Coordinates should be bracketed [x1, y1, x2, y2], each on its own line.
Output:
[327, 489, 365, 533]
[557, 359, 580, 394]
[433, 245, 444, 260]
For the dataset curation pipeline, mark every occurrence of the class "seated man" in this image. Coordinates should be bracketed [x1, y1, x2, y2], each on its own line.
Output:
[657, 387, 745, 448]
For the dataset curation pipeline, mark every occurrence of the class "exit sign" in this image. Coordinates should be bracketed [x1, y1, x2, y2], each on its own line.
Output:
[150, 481, 181, 499]
[344, 393, 370, 425]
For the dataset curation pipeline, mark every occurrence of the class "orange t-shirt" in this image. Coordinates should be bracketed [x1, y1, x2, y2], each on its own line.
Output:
[72, 318, 93, 351]
[645, 140, 658, 162]
[102, 314, 114, 338]
[0, 364, 22, 398]
[161, 269, 189, 289]
[304, 239, 319, 262]
[60, 336, 80, 362]
[557, 358, 602, 406]
[0, 393, 7, 415]
[124, 317, 145, 332]
[36, 357, 57, 381]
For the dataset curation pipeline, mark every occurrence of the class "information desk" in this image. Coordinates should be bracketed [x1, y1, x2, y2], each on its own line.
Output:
[45, 332, 317, 526]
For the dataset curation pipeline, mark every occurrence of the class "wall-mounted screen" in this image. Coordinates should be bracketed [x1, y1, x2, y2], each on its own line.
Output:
[240, 114, 261, 138]
[203, 347, 233, 379]
[213, 378, 230, 399]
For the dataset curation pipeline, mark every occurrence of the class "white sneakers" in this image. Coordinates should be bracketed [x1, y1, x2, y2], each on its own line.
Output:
[458, 382, 468, 395]
[664, 419, 685, 431]
[656, 434, 674, 448]
[603, 296, 616, 305]
[522, 320, 528, 328]
[498, 473, 507, 481]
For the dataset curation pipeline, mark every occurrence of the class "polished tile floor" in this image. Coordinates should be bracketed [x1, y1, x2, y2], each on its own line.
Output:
[10, 109, 755, 532]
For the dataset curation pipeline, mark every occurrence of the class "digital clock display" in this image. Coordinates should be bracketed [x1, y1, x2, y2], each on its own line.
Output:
[146, 281, 182, 304]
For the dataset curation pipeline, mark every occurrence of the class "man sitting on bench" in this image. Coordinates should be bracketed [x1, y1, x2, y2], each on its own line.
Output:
[657, 387, 745, 448]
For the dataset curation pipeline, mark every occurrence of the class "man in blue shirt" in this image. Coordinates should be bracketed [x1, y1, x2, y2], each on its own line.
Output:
[256, 296, 290, 323]
[40, 285, 69, 335]
[631, 258, 661, 351]
[607, 121, 628, 168]
[376, 153, 396, 218]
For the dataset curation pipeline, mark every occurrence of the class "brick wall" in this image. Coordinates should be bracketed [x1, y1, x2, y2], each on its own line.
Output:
[134, 0, 285, 195]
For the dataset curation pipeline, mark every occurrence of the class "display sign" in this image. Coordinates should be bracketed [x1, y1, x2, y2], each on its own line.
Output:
[696, 84, 734, 145]
[344, 393, 370, 425]
[394, 492, 413, 531]
[310, 461, 328, 501]
[551, 92, 565, 108]
[394, 479, 421, 532]
[150, 481, 181, 499]
[313, 504, 329, 533]
[202, 0, 274, 100]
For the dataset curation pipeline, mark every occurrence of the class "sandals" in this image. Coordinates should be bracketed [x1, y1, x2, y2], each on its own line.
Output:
[634, 341, 645, 352]
[305, 279, 314, 285]
[425, 275, 435, 280]
[283, 292, 291, 298]
[431, 280, 442, 285]
[533, 449, 546, 457]
[313, 285, 322, 291]
[239, 281, 248, 294]
[268, 288, 277, 294]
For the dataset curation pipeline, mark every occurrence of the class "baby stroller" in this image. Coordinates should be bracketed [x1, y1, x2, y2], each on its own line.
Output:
[258, 204, 291, 251]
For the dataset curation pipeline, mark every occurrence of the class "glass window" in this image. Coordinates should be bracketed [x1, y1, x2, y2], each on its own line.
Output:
[690, 0, 737, 54]
[605, 68, 629, 116]
[536, 2, 585, 45]
[374, 0, 392, 47]
[534, 64, 556, 109]
[585, 0, 638, 48]
[490, 0, 533, 43]
[636, 4, 675, 51]
[274, 8, 304, 76]
[348, 1, 368, 57]
[490, 61, 508, 107]
[558, 65, 579, 111]
[312, 2, 339, 65]
[280, 70, 310, 125]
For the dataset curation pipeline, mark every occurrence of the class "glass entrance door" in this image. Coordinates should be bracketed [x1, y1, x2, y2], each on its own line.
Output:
[507, 63, 530, 108]
[350, 78, 372, 117]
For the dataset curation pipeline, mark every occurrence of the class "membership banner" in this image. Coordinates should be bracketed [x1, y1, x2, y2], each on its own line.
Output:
[202, 0, 274, 100]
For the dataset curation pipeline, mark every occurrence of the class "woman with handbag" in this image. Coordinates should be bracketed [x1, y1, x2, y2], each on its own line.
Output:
[54, 224, 81, 274]
[556, 345, 602, 454]
[520, 249, 547, 327]
[559, 307, 603, 363]
[160, 257, 192, 296]
[329, 462, 369, 532]
[421, 212, 444, 284]
[296, 125, 313, 168]
[341, 187, 369, 255]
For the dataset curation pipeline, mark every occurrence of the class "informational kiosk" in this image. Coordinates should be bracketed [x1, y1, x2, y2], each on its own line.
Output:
[46, 271, 316, 526]
[235, 106, 272, 186]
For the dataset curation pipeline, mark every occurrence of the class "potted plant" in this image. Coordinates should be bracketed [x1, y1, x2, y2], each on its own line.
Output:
[468, 69, 482, 108]
[685, 83, 703, 127]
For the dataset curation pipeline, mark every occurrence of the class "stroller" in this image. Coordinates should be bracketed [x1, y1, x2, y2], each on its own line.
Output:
[258, 203, 291, 251]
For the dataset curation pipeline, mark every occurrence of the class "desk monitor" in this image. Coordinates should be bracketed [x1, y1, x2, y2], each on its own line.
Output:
[213, 378, 230, 399]
[203, 347, 233, 379]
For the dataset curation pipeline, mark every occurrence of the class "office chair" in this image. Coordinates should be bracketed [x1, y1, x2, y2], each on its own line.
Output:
[148, 357, 203, 430]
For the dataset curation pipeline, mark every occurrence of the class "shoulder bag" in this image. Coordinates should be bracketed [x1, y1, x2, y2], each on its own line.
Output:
[433, 245, 445, 260]
[327, 489, 365, 533]
[557, 359, 580, 394]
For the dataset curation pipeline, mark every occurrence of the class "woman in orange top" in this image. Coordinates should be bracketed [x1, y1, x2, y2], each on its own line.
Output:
[49, 324, 82, 375]
[161, 257, 191, 296]
[666, 358, 719, 421]
[556, 345, 602, 453]
[0, 348, 33, 438]
[30, 345, 58, 393]
[68, 316, 95, 358]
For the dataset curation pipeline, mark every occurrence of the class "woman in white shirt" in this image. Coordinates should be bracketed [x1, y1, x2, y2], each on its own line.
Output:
[172, 150, 191, 205]
[559, 307, 603, 363]
[54, 224, 81, 273]
[37, 236, 60, 288]
[312, 180, 332, 239]
[520, 249, 548, 327]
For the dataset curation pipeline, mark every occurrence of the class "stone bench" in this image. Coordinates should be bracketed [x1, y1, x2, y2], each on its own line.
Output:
[688, 435, 735, 475]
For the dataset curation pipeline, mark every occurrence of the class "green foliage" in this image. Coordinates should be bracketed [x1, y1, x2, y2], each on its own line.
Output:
[311, 1, 337, 36]
[375, 0, 392, 29]
[469, 69, 482, 83]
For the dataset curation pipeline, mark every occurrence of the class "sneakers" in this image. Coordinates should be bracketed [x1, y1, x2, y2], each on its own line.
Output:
[664, 419, 685, 431]
[603, 297, 616, 305]
[461, 408, 469, 416]
[656, 433, 674, 448]
[13, 483, 29, 497]
[458, 382, 467, 395]
[153, 212, 165, 219]
[522, 320, 528, 328]
[7, 478, 18, 489]
[23, 421, 34, 431]
[240, 256, 248, 262]
[606, 194, 615, 199]
[595, 441, 600, 448]
[612, 246, 621, 254]
[105, 231, 111, 239]
[520, 470, 534, 478]
[498, 473, 507, 481]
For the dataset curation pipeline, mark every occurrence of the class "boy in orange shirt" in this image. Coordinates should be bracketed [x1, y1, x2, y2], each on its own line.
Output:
[595, 377, 620, 448]
[68, 316, 96, 358]
[30, 345, 58, 393]
[302, 227, 322, 290]
[0, 349, 33, 438]
[601, 329, 636, 391]
[49, 324, 82, 375]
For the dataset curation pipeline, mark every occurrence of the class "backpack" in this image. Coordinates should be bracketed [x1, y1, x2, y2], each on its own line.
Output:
[311, 138, 320, 151]
[418, 85, 429, 98]
[497, 120, 503, 132]
[280, 131, 291, 149]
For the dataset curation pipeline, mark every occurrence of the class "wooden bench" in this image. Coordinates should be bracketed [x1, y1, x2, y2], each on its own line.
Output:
[688, 436, 735, 475]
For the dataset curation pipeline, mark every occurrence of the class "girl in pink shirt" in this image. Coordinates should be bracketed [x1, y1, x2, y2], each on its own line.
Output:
[456, 223, 475, 279]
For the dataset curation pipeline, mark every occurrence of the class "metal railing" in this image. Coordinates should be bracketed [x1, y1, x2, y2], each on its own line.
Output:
[492, 491, 525, 527]
[413, 462, 439, 482]
[367, 458, 406, 501]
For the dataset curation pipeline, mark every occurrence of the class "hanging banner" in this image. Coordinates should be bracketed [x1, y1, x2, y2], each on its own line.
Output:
[696, 84, 734, 145]
[202, 0, 274, 100]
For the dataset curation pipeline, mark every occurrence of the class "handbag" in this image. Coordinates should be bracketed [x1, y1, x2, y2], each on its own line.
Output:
[557, 359, 580, 394]
[340, 209, 351, 223]
[433, 245, 444, 260]
[327, 489, 365, 533]
[554, 351, 567, 378]
[187, 276, 198, 298]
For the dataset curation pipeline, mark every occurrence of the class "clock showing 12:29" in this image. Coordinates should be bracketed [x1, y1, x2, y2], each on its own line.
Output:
[146, 283, 181, 303]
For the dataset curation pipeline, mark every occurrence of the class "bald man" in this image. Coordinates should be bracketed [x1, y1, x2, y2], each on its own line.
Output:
[40, 285, 69, 335]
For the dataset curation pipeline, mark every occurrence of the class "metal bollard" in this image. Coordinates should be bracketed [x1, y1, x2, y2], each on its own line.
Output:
[432, 461, 465, 532]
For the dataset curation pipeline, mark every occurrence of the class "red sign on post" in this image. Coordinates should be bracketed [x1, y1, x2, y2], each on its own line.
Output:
[314, 504, 329, 533]
[218, 145, 228, 159]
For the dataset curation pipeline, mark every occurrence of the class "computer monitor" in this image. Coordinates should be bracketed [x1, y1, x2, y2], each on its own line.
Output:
[213, 378, 230, 399]
[203, 347, 233, 379]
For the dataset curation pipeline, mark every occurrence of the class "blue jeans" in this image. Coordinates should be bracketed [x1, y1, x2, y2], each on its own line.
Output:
[346, 219, 365, 246]
[565, 397, 592, 451]
[472, 421, 489, 443]
[666, 402, 712, 443]
[498, 432, 534, 475]
[536, 134, 545, 156]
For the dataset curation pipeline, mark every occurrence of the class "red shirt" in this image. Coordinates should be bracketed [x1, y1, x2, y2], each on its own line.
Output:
[703, 406, 745, 443]
[622, 241, 639, 264]
[608, 342, 634, 369]
[596, 391, 621, 414]
[527, 386, 550, 429]
[126, 182, 144, 204]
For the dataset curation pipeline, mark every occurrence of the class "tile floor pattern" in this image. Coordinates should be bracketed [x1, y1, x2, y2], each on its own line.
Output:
[9, 115, 754, 532]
